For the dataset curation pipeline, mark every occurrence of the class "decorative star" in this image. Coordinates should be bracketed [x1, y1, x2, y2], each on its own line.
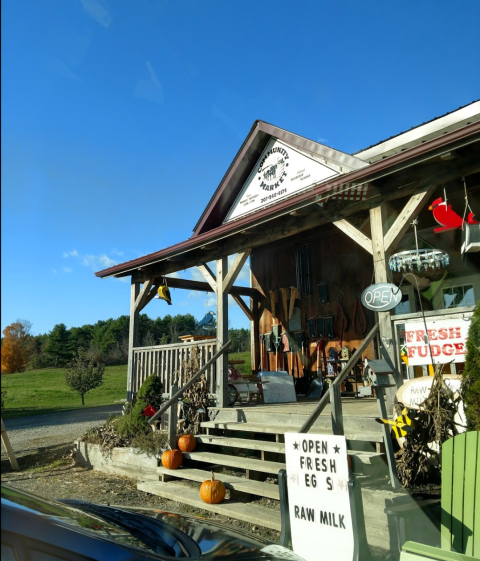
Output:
[337, 479, 346, 491]
[333, 445, 340, 454]
[293, 441, 299, 450]
[289, 472, 298, 484]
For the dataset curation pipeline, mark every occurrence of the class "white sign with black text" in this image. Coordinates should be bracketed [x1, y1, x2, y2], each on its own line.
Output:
[285, 433, 354, 561]
[224, 138, 341, 223]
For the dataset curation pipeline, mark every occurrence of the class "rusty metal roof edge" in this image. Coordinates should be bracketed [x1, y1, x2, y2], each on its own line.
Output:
[95, 120, 480, 279]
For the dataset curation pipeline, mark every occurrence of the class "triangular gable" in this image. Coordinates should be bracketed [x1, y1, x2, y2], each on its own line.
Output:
[192, 120, 368, 236]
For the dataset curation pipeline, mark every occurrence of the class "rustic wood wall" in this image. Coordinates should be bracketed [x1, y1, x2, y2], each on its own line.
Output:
[251, 222, 377, 378]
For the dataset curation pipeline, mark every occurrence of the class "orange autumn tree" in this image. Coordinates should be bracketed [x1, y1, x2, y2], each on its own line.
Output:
[1, 320, 35, 374]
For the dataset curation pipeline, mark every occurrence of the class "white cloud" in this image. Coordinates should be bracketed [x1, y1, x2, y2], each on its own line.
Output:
[80, 0, 112, 27]
[63, 249, 79, 258]
[51, 268, 58, 274]
[166, 271, 181, 279]
[134, 61, 164, 104]
[83, 254, 118, 269]
[63, 267, 73, 273]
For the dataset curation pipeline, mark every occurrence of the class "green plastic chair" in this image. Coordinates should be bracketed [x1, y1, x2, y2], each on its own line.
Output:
[400, 431, 479, 561]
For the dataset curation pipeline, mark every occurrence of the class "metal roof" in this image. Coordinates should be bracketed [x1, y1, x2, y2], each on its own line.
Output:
[354, 99, 480, 163]
[95, 120, 480, 280]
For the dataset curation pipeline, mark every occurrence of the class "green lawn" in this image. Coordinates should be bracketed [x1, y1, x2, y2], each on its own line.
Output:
[1, 352, 252, 419]
[1, 364, 128, 419]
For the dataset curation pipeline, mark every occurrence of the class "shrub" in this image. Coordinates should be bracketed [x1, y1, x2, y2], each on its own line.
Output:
[115, 374, 163, 437]
[462, 303, 480, 430]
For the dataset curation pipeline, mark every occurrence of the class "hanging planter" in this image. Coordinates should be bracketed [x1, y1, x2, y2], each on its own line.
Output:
[389, 219, 449, 273]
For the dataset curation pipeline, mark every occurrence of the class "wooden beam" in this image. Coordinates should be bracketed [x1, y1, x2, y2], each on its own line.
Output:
[197, 264, 217, 293]
[332, 219, 373, 255]
[134, 279, 154, 313]
[223, 249, 252, 294]
[216, 257, 229, 408]
[384, 184, 437, 252]
[127, 282, 140, 401]
[232, 294, 253, 321]
[152, 276, 260, 298]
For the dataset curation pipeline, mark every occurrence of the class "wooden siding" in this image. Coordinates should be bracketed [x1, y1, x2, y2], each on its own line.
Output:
[251, 222, 377, 377]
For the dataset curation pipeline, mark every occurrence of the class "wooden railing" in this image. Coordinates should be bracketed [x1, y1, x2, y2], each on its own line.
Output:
[131, 339, 218, 398]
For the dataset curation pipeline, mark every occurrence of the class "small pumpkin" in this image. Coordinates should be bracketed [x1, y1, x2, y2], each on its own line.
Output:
[200, 471, 226, 504]
[178, 434, 196, 452]
[161, 447, 183, 470]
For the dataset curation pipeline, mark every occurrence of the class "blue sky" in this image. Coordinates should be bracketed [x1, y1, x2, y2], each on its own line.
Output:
[2, 0, 480, 336]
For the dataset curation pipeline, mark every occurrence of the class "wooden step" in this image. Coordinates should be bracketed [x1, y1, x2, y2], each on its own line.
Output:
[157, 466, 280, 499]
[137, 481, 281, 531]
[182, 450, 284, 475]
[196, 435, 284, 453]
[196, 434, 384, 465]
[201, 420, 383, 442]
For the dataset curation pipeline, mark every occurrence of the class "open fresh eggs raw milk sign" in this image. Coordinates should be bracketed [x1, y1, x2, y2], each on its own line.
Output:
[285, 433, 354, 561]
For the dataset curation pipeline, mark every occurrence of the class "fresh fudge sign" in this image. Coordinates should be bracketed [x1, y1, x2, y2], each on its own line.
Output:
[285, 433, 354, 561]
[404, 318, 471, 366]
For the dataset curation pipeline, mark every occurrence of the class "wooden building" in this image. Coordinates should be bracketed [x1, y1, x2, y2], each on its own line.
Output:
[96, 100, 480, 409]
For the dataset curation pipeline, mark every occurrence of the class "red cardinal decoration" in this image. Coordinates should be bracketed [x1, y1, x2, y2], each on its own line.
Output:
[141, 404, 157, 417]
[429, 197, 478, 233]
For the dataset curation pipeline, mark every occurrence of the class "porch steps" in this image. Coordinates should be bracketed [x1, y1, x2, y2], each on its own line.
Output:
[181, 450, 283, 475]
[138, 480, 281, 531]
[201, 420, 383, 443]
[157, 466, 280, 499]
[136, 405, 387, 532]
[195, 434, 384, 472]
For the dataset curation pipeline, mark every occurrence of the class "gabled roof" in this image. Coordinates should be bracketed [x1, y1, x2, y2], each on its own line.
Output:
[192, 120, 368, 236]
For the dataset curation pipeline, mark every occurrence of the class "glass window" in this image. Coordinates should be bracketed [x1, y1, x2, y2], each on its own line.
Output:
[442, 284, 475, 308]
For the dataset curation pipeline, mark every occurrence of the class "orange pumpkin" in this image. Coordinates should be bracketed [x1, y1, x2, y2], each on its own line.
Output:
[200, 472, 226, 504]
[161, 448, 183, 469]
[178, 434, 196, 452]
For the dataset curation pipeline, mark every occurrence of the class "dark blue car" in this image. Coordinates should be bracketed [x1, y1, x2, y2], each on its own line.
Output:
[1, 486, 304, 561]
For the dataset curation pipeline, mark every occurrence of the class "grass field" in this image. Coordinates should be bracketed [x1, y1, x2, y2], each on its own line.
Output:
[1, 352, 252, 418]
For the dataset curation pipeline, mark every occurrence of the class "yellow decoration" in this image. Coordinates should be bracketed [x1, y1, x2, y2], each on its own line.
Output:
[157, 285, 172, 305]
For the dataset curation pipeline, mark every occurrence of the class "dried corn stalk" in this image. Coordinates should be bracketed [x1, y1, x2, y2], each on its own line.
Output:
[395, 363, 462, 487]
[179, 347, 210, 435]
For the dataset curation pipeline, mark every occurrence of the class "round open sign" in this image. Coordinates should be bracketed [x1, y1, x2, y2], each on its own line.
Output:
[361, 283, 402, 312]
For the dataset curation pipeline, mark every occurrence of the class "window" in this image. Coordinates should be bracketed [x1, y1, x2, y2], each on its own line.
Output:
[442, 284, 475, 309]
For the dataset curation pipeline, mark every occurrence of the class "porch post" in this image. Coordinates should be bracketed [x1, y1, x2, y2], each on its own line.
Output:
[251, 297, 261, 375]
[216, 257, 229, 408]
[127, 280, 140, 402]
[370, 204, 401, 410]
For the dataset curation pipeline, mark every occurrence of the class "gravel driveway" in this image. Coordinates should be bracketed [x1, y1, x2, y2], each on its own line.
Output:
[2, 404, 124, 458]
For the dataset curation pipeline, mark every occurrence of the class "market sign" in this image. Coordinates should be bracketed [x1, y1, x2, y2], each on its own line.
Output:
[285, 433, 354, 561]
[396, 375, 466, 434]
[404, 317, 471, 366]
[224, 138, 341, 223]
[361, 283, 402, 311]
[396, 375, 462, 409]
[260, 372, 297, 404]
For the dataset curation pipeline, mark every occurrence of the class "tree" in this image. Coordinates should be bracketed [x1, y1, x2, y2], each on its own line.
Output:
[45, 323, 73, 367]
[1, 320, 36, 374]
[462, 303, 480, 430]
[64, 352, 104, 405]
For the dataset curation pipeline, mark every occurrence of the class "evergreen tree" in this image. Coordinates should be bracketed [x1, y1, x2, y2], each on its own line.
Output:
[45, 323, 73, 367]
[462, 303, 480, 430]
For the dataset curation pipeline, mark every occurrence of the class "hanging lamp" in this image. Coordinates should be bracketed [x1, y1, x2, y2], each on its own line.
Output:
[389, 219, 450, 273]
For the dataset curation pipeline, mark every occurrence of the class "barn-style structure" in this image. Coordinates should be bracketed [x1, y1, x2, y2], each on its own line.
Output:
[93, 101, 480, 538]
